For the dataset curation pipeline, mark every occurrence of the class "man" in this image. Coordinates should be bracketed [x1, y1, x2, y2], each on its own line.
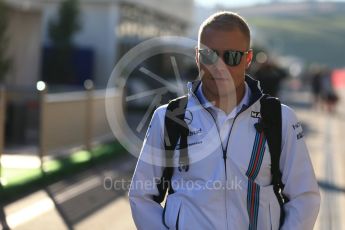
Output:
[129, 11, 320, 230]
[253, 61, 287, 97]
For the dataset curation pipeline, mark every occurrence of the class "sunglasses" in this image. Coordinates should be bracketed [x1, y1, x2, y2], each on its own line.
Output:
[198, 49, 250, 67]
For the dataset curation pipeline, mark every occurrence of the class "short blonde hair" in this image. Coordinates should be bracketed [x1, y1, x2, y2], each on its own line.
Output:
[198, 11, 251, 48]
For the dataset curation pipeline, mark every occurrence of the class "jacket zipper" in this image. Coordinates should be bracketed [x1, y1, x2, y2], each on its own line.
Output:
[199, 106, 230, 230]
[191, 93, 250, 176]
[191, 93, 251, 229]
[203, 109, 228, 177]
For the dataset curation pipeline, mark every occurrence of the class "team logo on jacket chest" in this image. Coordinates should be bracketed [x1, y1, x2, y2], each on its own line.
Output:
[251, 111, 261, 118]
[184, 109, 193, 125]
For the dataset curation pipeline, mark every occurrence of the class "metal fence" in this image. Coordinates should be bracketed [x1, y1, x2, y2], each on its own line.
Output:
[0, 80, 120, 175]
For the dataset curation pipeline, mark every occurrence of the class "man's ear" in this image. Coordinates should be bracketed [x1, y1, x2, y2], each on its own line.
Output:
[246, 49, 253, 69]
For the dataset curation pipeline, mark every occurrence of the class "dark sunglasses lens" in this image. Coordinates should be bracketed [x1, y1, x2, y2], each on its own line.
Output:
[224, 51, 243, 66]
[200, 50, 218, 65]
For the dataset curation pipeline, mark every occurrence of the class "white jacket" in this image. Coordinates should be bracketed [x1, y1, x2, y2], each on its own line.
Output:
[129, 76, 320, 230]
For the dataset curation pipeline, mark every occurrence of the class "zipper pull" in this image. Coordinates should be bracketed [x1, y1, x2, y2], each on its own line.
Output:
[223, 149, 228, 180]
[223, 150, 227, 160]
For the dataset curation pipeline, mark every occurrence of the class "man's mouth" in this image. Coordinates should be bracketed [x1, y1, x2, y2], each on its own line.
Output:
[211, 70, 231, 80]
[211, 75, 229, 80]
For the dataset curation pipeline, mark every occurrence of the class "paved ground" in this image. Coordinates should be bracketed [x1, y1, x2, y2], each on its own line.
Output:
[281, 87, 345, 230]
[2, 154, 138, 230]
[2, 88, 345, 230]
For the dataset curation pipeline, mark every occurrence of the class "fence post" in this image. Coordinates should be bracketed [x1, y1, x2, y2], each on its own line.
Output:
[84, 80, 94, 152]
[37, 81, 47, 172]
[0, 86, 6, 185]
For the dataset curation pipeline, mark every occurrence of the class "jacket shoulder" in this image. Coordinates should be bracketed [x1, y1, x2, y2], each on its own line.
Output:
[281, 104, 299, 125]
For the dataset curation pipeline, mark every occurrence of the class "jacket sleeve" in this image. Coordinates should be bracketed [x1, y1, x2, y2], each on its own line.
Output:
[280, 105, 321, 230]
[128, 106, 168, 230]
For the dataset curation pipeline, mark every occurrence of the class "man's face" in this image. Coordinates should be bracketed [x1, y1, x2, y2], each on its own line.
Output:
[196, 28, 253, 99]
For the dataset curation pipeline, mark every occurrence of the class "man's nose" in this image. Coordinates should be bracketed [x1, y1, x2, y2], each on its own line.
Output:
[213, 56, 229, 71]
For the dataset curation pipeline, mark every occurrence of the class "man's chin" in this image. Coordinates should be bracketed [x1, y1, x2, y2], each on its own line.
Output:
[202, 78, 236, 96]
[213, 81, 236, 92]
[212, 77, 229, 81]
